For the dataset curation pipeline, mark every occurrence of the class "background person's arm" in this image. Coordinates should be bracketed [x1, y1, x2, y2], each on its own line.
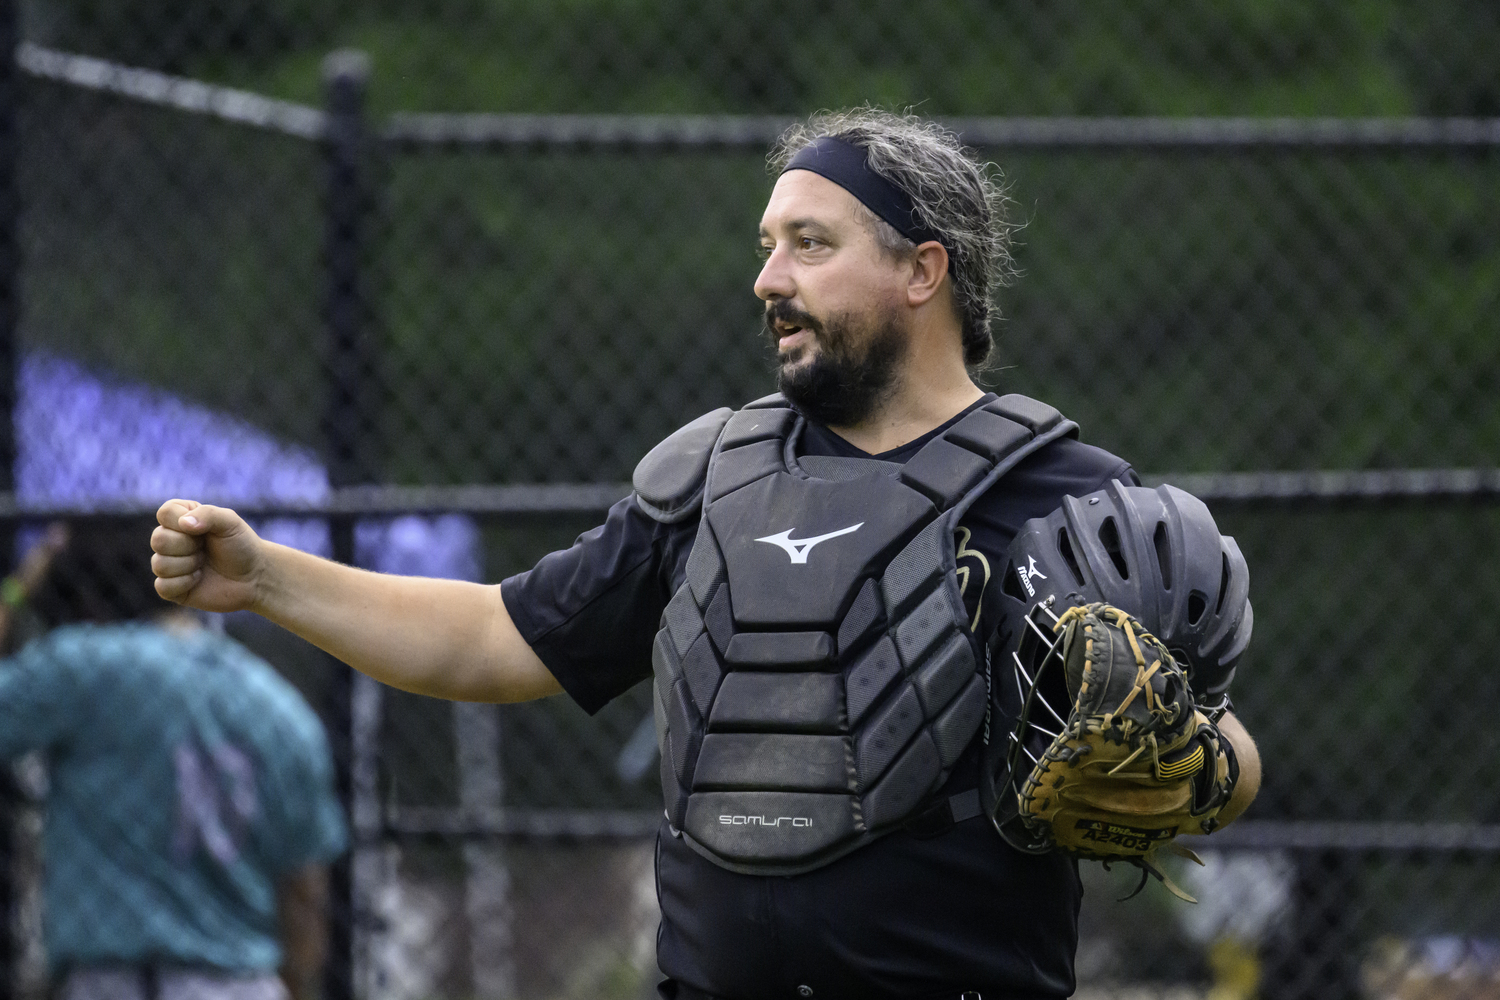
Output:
[0, 522, 69, 650]
[277, 864, 329, 1000]
[151, 500, 561, 703]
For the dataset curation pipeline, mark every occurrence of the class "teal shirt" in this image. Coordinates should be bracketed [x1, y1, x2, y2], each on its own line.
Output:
[0, 623, 348, 971]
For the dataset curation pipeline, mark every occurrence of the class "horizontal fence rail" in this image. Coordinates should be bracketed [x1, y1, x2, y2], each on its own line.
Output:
[17, 43, 1500, 151]
[372, 810, 1500, 853]
[15, 42, 326, 139]
[382, 112, 796, 149]
[386, 112, 1500, 151]
[2, 468, 1497, 521]
[1196, 821, 1500, 853]
[1144, 467, 1500, 503]
[0, 484, 631, 520]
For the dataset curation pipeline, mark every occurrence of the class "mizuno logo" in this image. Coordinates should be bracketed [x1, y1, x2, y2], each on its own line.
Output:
[1017, 555, 1047, 598]
[719, 814, 813, 828]
[755, 523, 864, 564]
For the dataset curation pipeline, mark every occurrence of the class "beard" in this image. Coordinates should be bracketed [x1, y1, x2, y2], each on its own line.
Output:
[764, 298, 909, 428]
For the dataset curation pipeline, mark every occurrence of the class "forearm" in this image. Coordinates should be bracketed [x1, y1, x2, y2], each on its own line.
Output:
[278, 932, 321, 1000]
[277, 867, 327, 1000]
[252, 541, 560, 703]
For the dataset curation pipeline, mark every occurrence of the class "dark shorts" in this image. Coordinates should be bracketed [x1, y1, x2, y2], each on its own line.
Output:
[653, 813, 1082, 1000]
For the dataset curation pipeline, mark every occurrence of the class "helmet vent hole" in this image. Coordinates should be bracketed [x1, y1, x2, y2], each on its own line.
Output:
[1188, 591, 1208, 626]
[1058, 529, 1085, 587]
[1216, 552, 1231, 615]
[1098, 517, 1129, 580]
[1002, 563, 1027, 602]
[1153, 521, 1172, 590]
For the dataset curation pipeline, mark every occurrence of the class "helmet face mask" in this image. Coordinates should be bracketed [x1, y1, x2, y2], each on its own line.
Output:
[992, 596, 1072, 852]
[981, 480, 1252, 850]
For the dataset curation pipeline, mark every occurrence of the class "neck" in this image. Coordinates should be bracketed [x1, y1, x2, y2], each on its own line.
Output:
[825, 338, 983, 454]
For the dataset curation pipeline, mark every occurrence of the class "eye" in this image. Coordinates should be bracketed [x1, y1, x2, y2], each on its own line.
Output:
[797, 235, 821, 251]
[755, 243, 773, 260]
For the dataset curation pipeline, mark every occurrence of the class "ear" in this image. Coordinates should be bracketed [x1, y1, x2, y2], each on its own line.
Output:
[905, 241, 950, 308]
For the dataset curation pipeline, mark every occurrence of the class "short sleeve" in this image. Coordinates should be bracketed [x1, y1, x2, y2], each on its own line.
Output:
[959, 438, 1140, 649]
[227, 648, 349, 872]
[0, 634, 83, 759]
[264, 707, 348, 869]
[269, 724, 348, 872]
[502, 495, 693, 714]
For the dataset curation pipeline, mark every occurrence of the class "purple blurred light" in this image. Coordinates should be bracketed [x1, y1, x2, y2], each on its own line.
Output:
[16, 352, 481, 581]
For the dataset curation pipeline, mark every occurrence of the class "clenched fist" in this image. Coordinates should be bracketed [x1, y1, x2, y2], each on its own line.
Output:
[151, 500, 265, 613]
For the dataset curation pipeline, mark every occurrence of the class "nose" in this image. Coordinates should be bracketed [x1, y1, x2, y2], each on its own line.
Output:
[754, 242, 795, 302]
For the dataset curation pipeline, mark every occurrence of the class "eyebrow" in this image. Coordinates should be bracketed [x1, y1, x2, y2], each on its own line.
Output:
[758, 217, 838, 241]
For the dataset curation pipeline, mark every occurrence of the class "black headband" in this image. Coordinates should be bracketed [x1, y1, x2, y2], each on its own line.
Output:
[781, 136, 945, 249]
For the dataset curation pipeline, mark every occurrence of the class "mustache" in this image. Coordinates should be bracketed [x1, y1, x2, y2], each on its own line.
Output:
[763, 300, 824, 343]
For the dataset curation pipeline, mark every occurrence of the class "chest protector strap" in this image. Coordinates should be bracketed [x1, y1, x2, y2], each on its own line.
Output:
[642, 392, 1078, 874]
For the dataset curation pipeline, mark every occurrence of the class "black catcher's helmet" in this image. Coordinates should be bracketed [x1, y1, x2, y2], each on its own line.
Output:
[982, 479, 1252, 851]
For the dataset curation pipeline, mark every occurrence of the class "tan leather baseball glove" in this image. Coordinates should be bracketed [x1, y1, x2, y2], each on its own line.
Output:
[1016, 602, 1236, 901]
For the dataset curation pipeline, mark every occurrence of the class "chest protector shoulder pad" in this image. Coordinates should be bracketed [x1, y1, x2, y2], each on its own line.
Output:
[647, 393, 1079, 874]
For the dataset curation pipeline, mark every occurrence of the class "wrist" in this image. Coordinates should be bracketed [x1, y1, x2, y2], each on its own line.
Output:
[246, 539, 297, 619]
[249, 539, 342, 626]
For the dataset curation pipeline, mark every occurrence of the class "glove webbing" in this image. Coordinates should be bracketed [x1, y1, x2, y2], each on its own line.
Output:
[1056, 604, 1182, 780]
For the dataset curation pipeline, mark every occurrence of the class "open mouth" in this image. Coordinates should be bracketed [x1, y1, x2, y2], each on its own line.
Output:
[774, 320, 809, 350]
[764, 301, 822, 358]
[768, 311, 818, 354]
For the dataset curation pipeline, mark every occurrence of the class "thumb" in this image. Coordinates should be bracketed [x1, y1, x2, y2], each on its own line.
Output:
[156, 500, 245, 538]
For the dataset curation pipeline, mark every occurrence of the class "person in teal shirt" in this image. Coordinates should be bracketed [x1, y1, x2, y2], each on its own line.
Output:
[0, 525, 347, 1000]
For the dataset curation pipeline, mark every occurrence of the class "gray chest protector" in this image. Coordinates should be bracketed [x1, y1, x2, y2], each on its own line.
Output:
[634, 392, 1079, 874]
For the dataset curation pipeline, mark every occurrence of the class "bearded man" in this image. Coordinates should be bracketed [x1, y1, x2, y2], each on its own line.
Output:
[152, 108, 1260, 1000]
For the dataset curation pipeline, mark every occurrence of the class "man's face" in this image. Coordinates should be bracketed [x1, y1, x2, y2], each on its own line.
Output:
[755, 169, 911, 427]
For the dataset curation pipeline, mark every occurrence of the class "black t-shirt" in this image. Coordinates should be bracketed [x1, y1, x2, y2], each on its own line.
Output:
[502, 395, 1137, 1000]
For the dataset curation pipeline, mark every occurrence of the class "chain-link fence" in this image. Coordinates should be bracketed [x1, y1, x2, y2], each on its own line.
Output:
[3, 3, 1500, 999]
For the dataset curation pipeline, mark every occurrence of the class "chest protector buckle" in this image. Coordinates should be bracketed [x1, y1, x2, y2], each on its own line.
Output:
[643, 393, 1078, 874]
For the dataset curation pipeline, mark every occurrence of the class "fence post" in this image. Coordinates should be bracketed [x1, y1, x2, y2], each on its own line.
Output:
[320, 48, 373, 1000]
[1260, 848, 1364, 1000]
[0, 0, 19, 995]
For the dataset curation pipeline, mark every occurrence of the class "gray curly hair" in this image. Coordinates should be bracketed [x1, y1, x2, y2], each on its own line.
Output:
[769, 108, 1017, 369]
